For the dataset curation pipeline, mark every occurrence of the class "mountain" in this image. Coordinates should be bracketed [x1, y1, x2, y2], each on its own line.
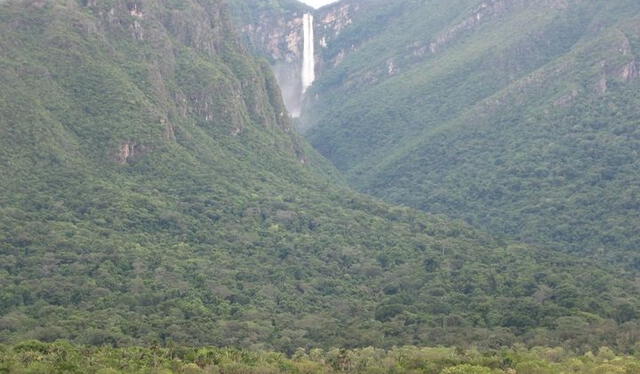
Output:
[293, 0, 640, 263]
[0, 0, 639, 354]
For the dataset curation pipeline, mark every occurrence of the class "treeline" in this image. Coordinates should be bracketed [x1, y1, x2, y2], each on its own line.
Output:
[2, 341, 640, 373]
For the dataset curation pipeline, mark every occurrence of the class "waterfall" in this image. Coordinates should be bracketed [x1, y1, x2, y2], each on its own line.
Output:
[302, 13, 315, 93]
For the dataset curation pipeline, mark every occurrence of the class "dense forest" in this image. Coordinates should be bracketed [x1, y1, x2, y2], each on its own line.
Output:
[3, 341, 640, 373]
[1, 0, 639, 372]
[303, 0, 640, 262]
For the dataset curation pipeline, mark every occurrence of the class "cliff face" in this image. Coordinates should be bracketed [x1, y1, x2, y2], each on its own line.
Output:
[314, 2, 359, 70]
[230, 0, 359, 116]
[85, 0, 232, 54]
[2, 0, 293, 164]
[240, 8, 307, 116]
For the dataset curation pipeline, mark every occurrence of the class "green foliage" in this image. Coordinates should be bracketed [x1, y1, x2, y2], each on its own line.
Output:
[230, 0, 309, 21]
[228, 0, 310, 34]
[2, 342, 640, 374]
[304, 0, 640, 262]
[0, 0, 639, 354]
[441, 365, 496, 374]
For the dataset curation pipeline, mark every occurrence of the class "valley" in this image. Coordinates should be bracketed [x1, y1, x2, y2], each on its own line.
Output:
[0, 0, 639, 373]
[236, 0, 640, 264]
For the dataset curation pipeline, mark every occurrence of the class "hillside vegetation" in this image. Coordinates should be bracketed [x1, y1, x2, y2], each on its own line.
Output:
[304, 0, 640, 261]
[0, 0, 639, 357]
[3, 341, 640, 374]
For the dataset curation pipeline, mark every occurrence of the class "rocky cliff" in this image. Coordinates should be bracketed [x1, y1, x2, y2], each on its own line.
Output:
[230, 0, 308, 116]
[7, 0, 307, 166]
[230, 0, 360, 117]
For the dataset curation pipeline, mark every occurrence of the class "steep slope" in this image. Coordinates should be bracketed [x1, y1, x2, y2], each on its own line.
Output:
[302, 0, 640, 260]
[228, 0, 364, 118]
[228, 0, 312, 116]
[0, 0, 639, 353]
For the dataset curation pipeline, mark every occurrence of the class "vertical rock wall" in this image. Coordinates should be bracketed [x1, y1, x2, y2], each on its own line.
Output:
[233, 1, 358, 117]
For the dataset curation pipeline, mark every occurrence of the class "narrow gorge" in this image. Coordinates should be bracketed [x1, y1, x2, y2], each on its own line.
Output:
[232, 0, 358, 121]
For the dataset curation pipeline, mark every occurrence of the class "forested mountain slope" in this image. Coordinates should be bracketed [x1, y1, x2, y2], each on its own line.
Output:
[303, 0, 640, 261]
[0, 0, 639, 354]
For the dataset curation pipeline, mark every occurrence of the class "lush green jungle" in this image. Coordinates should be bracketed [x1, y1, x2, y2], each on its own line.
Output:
[0, 0, 639, 373]
[3, 341, 640, 374]
[304, 0, 640, 262]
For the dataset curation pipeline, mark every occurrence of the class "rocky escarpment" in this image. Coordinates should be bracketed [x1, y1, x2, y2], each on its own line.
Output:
[231, 0, 359, 116]
[240, 11, 307, 116]
[315, 2, 359, 68]
[231, 0, 309, 116]
[78, 0, 304, 163]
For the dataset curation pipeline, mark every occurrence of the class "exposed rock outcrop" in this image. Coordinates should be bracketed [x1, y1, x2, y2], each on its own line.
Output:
[115, 141, 148, 164]
[237, 6, 308, 116]
[233, 1, 358, 116]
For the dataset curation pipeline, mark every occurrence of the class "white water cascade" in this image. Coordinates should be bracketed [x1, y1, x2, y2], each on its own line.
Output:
[301, 13, 315, 93]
